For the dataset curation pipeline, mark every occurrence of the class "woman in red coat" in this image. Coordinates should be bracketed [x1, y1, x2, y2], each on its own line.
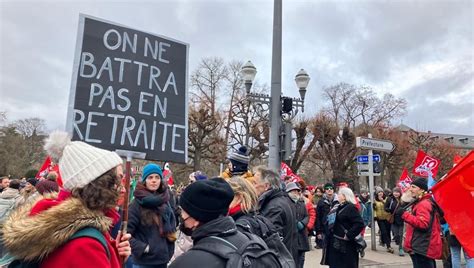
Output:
[2, 131, 131, 267]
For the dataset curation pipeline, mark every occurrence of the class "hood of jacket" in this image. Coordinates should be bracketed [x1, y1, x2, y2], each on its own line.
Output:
[0, 188, 20, 199]
[1, 197, 112, 261]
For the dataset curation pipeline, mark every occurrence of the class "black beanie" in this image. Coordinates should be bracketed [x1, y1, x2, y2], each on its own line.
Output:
[180, 177, 234, 223]
[26, 178, 38, 186]
[411, 177, 428, 191]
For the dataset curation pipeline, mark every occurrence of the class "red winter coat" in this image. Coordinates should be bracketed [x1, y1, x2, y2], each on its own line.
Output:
[2, 190, 122, 268]
[41, 232, 121, 268]
[402, 194, 442, 260]
[305, 197, 316, 231]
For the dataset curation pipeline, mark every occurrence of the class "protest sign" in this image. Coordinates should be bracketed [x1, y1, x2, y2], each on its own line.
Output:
[66, 14, 189, 163]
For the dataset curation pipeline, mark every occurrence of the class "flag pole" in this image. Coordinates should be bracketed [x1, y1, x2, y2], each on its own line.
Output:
[120, 155, 132, 267]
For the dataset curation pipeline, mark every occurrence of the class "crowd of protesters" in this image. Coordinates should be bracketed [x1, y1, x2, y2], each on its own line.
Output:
[0, 136, 472, 268]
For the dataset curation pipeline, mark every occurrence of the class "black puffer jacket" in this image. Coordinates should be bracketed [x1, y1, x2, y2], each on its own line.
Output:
[258, 189, 298, 263]
[169, 216, 248, 268]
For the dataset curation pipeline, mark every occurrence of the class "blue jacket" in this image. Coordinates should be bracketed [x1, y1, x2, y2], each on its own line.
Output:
[127, 200, 175, 266]
[360, 200, 372, 226]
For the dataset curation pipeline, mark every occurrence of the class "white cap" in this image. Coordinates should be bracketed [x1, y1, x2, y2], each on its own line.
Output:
[44, 131, 123, 190]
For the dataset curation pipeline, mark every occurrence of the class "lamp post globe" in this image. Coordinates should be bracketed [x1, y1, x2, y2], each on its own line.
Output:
[295, 68, 310, 101]
[241, 60, 257, 93]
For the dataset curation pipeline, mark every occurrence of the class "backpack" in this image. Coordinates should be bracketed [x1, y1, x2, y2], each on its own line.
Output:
[5, 227, 110, 268]
[235, 214, 296, 268]
[192, 232, 282, 268]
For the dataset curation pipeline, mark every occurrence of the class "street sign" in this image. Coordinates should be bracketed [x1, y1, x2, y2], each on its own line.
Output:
[358, 171, 381, 176]
[357, 154, 381, 163]
[356, 137, 395, 152]
[357, 163, 381, 176]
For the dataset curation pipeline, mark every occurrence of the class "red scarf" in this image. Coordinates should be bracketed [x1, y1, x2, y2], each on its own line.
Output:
[228, 203, 242, 216]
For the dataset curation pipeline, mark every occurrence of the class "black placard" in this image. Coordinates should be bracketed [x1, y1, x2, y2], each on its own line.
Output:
[67, 15, 188, 163]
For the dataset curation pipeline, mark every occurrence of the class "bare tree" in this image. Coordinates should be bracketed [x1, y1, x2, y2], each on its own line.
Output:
[190, 57, 228, 116]
[288, 117, 318, 173]
[187, 102, 225, 171]
[304, 83, 407, 186]
[13, 117, 46, 137]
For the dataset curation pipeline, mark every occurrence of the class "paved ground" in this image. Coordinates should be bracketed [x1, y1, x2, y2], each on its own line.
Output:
[304, 228, 444, 268]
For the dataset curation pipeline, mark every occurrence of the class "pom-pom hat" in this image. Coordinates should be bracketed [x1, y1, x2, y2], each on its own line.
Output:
[44, 131, 123, 190]
[228, 146, 250, 173]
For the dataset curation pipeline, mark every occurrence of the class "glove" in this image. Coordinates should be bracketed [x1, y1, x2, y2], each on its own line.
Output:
[297, 221, 305, 231]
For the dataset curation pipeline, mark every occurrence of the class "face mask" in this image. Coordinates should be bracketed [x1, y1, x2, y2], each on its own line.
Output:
[179, 217, 194, 236]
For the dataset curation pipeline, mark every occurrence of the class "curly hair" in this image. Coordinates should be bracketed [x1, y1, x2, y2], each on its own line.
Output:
[71, 168, 120, 211]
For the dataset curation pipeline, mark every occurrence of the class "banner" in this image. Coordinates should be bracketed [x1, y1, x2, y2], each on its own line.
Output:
[431, 150, 474, 257]
[67, 15, 189, 163]
[397, 167, 412, 192]
[412, 150, 440, 178]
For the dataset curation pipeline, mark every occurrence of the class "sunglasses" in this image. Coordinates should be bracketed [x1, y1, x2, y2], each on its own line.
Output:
[325, 187, 334, 190]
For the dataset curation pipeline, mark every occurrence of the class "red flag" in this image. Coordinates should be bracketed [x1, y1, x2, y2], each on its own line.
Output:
[35, 156, 63, 187]
[163, 163, 174, 186]
[412, 150, 441, 178]
[397, 167, 412, 193]
[280, 162, 293, 179]
[432, 150, 474, 257]
[35, 156, 52, 179]
[453, 155, 463, 166]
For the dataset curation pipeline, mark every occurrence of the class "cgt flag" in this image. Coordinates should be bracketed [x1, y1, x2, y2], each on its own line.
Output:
[431, 150, 474, 257]
[397, 167, 412, 193]
[413, 150, 441, 178]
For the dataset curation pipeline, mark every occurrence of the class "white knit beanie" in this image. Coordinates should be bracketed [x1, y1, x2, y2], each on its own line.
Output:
[44, 131, 123, 190]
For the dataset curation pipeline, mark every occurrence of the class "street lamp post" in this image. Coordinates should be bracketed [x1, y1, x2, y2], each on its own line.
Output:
[241, 0, 310, 172]
[241, 61, 310, 170]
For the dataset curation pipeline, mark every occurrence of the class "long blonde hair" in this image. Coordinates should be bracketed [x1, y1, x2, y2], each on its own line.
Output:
[228, 176, 258, 213]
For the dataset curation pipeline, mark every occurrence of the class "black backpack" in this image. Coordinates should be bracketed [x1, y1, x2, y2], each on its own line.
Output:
[6, 227, 110, 268]
[192, 232, 282, 268]
[235, 215, 296, 268]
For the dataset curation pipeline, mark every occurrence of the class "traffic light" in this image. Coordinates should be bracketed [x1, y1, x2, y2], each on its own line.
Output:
[373, 162, 381, 174]
[281, 97, 293, 114]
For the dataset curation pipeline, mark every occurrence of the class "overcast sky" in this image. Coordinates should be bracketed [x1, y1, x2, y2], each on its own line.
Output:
[1, 0, 473, 135]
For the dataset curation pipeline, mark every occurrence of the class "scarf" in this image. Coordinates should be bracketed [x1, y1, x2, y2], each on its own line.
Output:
[228, 203, 242, 216]
[134, 183, 176, 236]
